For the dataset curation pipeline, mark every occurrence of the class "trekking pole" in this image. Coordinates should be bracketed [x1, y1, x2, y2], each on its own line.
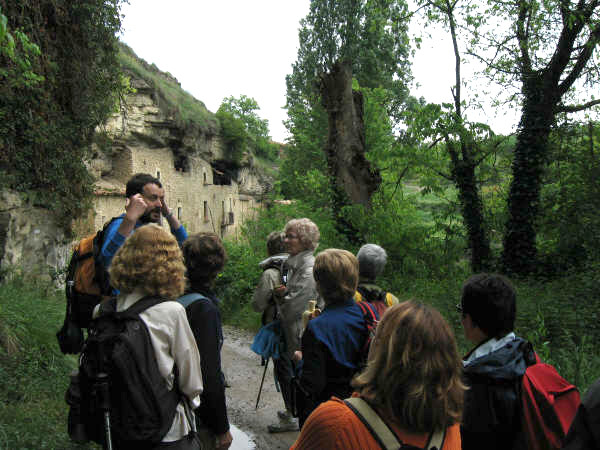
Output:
[255, 357, 270, 410]
[96, 372, 113, 450]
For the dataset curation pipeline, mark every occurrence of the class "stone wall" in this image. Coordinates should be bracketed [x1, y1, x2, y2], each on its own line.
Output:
[0, 190, 70, 281]
[0, 74, 274, 280]
[86, 75, 271, 240]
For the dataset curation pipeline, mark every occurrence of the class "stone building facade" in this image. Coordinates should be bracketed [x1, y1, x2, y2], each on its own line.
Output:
[87, 77, 272, 239]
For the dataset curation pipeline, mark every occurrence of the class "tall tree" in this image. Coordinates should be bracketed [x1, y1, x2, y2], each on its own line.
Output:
[458, 0, 600, 275]
[408, 0, 495, 271]
[320, 61, 382, 208]
[283, 0, 412, 208]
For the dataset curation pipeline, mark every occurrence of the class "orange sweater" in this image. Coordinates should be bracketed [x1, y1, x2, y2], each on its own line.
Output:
[291, 397, 461, 450]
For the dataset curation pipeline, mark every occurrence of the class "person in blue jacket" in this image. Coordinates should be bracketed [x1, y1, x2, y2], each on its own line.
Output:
[100, 173, 187, 271]
[293, 248, 376, 428]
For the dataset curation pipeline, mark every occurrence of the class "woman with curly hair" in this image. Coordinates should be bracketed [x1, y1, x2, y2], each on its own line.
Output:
[292, 301, 465, 450]
[179, 233, 232, 450]
[98, 223, 203, 449]
[269, 218, 321, 432]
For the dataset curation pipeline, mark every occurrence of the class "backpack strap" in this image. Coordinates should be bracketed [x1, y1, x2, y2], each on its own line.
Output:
[345, 397, 402, 449]
[123, 295, 167, 317]
[344, 397, 446, 450]
[357, 300, 378, 323]
[177, 293, 209, 309]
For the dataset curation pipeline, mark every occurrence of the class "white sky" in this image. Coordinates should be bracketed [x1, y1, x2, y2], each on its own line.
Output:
[119, 0, 520, 143]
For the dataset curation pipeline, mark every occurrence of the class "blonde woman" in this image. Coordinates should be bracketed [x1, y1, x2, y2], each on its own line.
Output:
[98, 223, 203, 449]
[292, 301, 465, 450]
[293, 249, 376, 428]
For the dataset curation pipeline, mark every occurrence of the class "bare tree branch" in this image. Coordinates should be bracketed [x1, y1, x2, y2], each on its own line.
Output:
[556, 98, 600, 113]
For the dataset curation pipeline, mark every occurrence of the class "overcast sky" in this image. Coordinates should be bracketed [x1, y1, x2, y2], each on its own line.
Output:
[119, 0, 520, 143]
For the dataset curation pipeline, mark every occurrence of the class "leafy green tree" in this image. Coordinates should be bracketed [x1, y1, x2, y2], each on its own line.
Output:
[403, 0, 500, 271]
[283, 0, 413, 205]
[215, 108, 247, 166]
[0, 0, 125, 230]
[218, 95, 279, 160]
[450, 0, 600, 275]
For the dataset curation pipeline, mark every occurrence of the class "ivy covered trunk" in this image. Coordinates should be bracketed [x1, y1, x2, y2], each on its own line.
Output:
[502, 79, 557, 275]
[451, 157, 491, 272]
[319, 61, 381, 209]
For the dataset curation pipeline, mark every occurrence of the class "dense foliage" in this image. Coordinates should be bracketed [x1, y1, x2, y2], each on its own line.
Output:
[0, 1, 125, 230]
[216, 95, 280, 165]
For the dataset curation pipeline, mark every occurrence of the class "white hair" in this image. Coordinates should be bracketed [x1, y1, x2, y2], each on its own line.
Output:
[284, 218, 320, 251]
[356, 244, 388, 280]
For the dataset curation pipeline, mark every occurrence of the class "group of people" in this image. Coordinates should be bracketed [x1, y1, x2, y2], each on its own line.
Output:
[82, 171, 599, 450]
[90, 173, 231, 449]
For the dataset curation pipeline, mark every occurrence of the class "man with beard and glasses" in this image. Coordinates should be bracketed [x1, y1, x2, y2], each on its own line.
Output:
[100, 173, 188, 275]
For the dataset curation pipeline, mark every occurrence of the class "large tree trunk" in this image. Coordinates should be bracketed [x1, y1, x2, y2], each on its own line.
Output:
[450, 153, 491, 272]
[319, 61, 381, 209]
[502, 79, 557, 275]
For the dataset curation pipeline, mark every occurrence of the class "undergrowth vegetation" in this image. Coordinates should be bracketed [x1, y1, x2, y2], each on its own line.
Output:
[0, 274, 97, 449]
[215, 200, 600, 395]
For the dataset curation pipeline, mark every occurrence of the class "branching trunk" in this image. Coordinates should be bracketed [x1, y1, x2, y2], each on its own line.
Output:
[319, 61, 381, 209]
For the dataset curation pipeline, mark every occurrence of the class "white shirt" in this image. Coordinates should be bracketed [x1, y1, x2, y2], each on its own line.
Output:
[463, 332, 517, 365]
[93, 289, 203, 442]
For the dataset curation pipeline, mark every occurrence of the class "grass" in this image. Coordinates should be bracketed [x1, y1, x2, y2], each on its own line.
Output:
[393, 267, 600, 393]
[117, 42, 219, 136]
[0, 274, 98, 449]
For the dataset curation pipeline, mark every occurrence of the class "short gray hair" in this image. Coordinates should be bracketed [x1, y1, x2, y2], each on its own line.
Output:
[356, 244, 388, 280]
[284, 218, 320, 251]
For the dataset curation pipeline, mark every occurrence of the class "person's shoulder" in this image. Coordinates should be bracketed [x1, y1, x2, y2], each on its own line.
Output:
[148, 299, 186, 315]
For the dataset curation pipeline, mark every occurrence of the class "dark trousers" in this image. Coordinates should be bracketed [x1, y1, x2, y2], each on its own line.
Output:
[273, 352, 296, 413]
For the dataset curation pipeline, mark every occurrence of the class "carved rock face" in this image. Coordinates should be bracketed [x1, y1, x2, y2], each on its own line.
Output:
[0, 190, 70, 283]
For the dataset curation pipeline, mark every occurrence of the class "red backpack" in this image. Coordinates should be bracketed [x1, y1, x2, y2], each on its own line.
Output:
[356, 301, 379, 365]
[521, 351, 581, 450]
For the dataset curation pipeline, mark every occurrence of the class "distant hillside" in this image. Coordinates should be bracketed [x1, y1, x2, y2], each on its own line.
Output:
[118, 42, 219, 137]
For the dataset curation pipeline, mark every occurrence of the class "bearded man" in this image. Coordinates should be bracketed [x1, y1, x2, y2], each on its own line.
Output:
[100, 173, 188, 272]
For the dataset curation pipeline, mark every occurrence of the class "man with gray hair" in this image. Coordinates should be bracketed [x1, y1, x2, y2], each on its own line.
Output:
[354, 244, 398, 317]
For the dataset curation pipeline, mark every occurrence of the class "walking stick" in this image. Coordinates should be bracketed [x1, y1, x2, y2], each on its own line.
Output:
[97, 372, 113, 450]
[255, 357, 270, 409]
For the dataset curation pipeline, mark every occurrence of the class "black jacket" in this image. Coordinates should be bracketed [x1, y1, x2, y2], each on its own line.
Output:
[183, 287, 229, 435]
[461, 336, 529, 450]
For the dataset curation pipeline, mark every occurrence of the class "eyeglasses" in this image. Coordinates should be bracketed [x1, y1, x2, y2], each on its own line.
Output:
[455, 303, 463, 314]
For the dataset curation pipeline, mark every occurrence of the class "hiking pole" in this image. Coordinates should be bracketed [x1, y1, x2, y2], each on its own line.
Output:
[97, 372, 113, 450]
[255, 357, 270, 409]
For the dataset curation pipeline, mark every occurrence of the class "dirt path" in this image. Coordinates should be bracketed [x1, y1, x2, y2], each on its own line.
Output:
[222, 325, 299, 449]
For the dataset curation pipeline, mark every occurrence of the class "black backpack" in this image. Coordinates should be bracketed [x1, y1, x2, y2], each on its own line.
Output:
[66, 296, 181, 447]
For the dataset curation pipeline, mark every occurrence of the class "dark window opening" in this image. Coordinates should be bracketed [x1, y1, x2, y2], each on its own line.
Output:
[211, 160, 237, 185]
[174, 152, 190, 172]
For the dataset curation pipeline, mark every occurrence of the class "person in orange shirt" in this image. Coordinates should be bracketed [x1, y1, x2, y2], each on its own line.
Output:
[291, 301, 465, 450]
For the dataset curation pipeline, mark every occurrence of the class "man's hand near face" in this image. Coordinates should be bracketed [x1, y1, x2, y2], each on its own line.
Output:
[117, 194, 148, 238]
[160, 194, 182, 230]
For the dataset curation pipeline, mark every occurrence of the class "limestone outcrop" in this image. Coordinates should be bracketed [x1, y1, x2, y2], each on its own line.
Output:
[0, 190, 70, 282]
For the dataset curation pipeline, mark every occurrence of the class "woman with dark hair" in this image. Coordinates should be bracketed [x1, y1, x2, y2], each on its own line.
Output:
[180, 233, 232, 450]
[292, 301, 465, 450]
